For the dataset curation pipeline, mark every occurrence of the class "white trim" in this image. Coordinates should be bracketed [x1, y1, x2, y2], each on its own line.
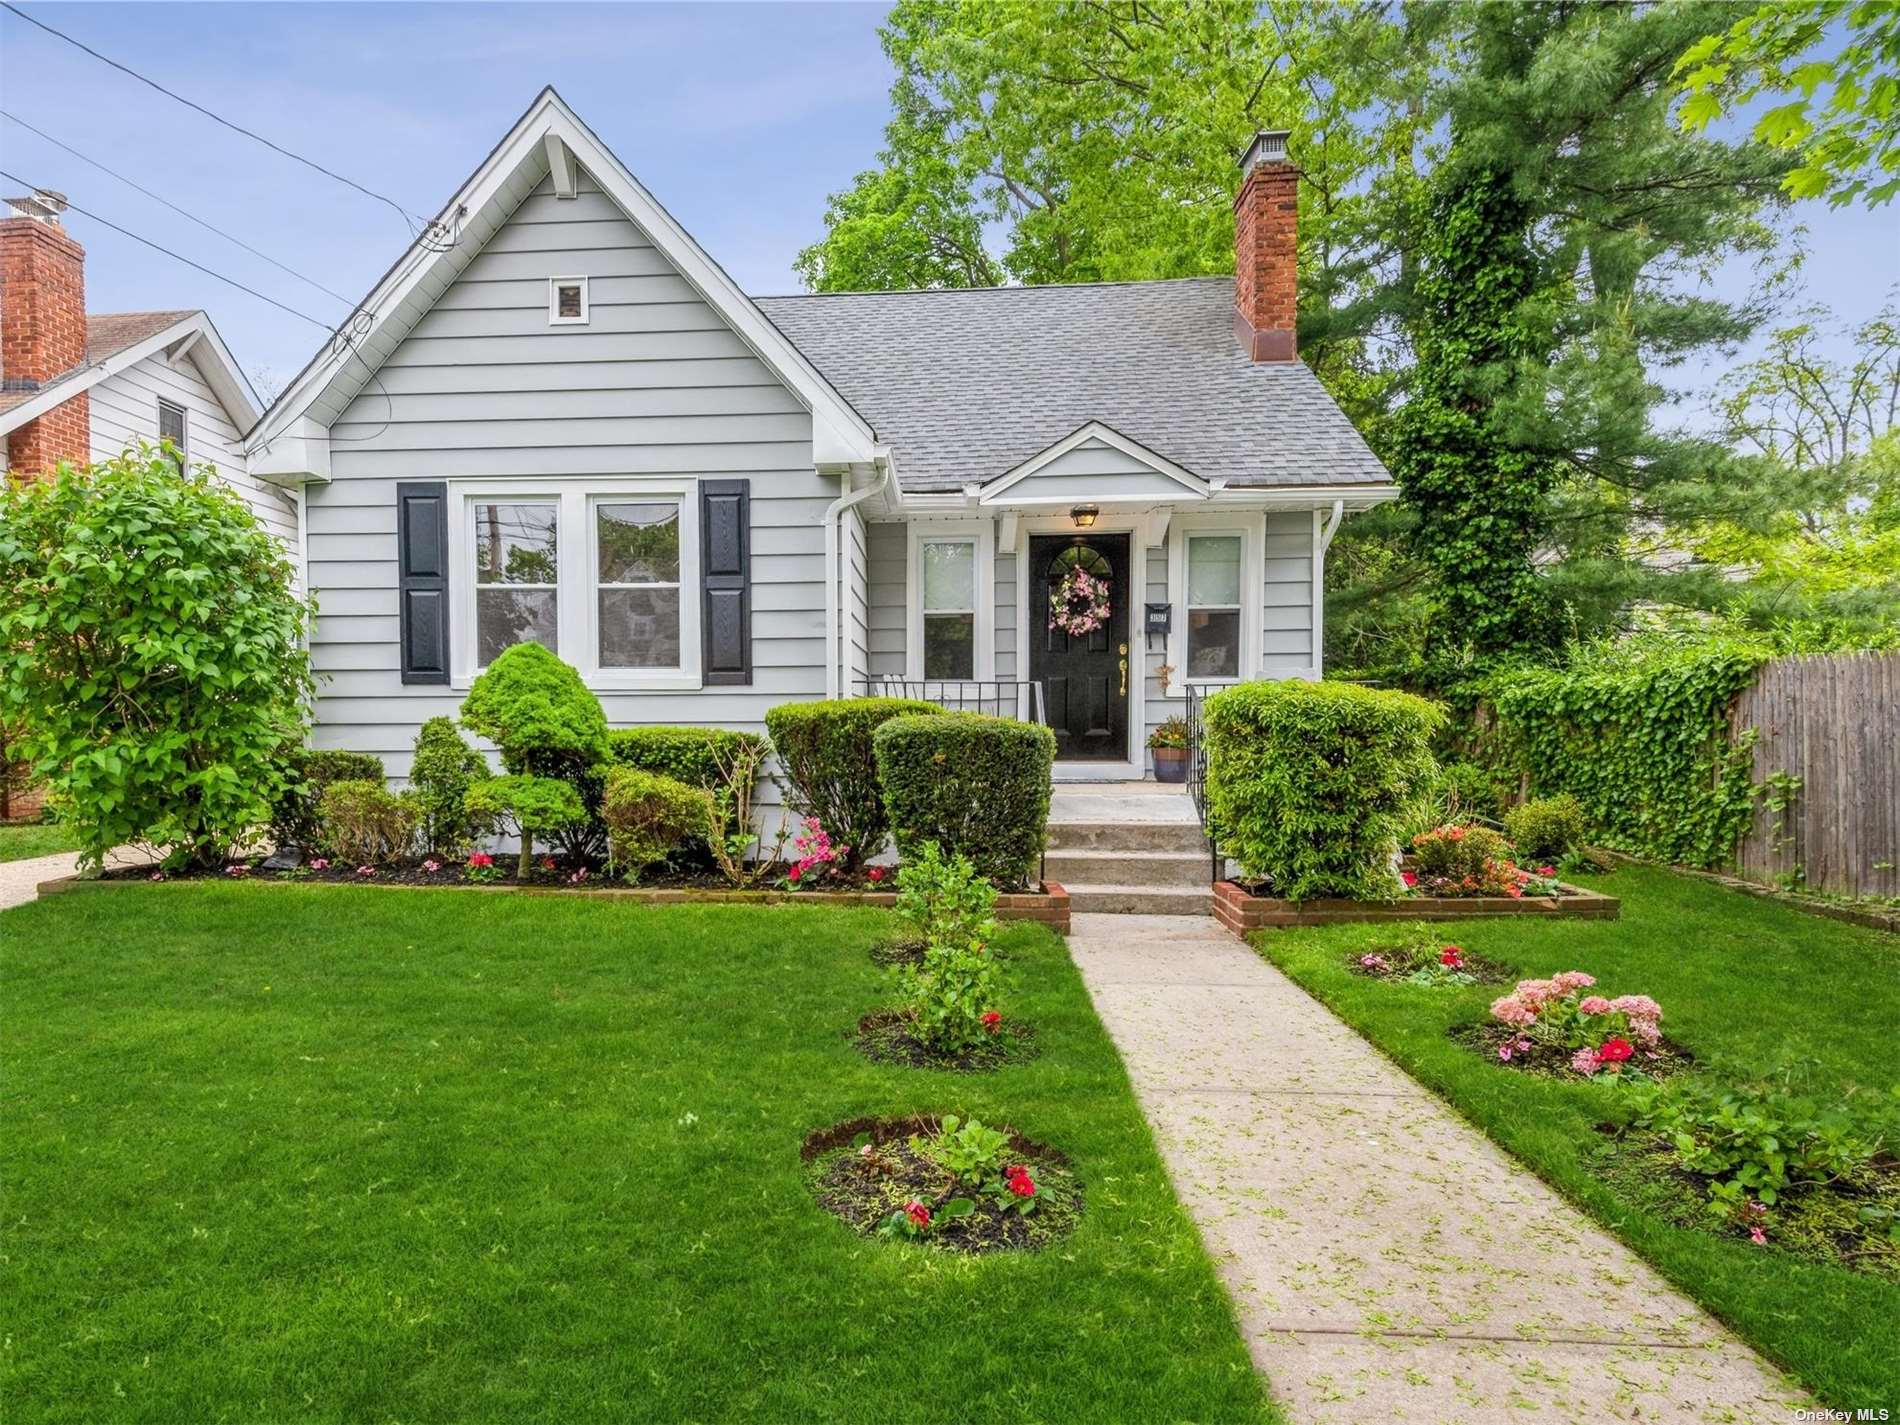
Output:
[544, 133, 578, 199]
[1163, 511, 1266, 699]
[547, 275, 589, 325]
[905, 519, 995, 681]
[446, 475, 702, 692]
[245, 88, 879, 470]
[824, 461, 889, 698]
[979, 421, 1207, 505]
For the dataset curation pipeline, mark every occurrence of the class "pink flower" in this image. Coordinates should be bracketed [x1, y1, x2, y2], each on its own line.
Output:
[148, 870, 166, 882]
[225, 863, 250, 877]
[1610, 994, 1661, 1023]
[1749, 1225, 1767, 1245]
[1578, 996, 1613, 1015]
[867, 865, 888, 883]
[1551, 971, 1597, 994]
[905, 1200, 930, 1228]
[1360, 953, 1391, 972]
[1571, 1046, 1602, 1075]
[466, 852, 492, 869]
[1537, 865, 1556, 876]
[421, 858, 442, 874]
[787, 865, 802, 883]
[356, 865, 376, 878]
[1514, 979, 1557, 1006]
[1597, 1037, 1634, 1065]
[567, 867, 589, 885]
[1490, 995, 1537, 1028]
[308, 857, 329, 871]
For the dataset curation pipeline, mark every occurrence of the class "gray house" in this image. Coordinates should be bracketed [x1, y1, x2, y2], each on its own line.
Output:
[247, 90, 1394, 788]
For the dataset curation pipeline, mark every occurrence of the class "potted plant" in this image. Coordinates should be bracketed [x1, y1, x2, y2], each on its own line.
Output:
[1148, 716, 1191, 783]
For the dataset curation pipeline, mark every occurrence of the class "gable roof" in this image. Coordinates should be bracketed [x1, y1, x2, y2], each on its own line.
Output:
[755, 278, 1390, 493]
[0, 309, 257, 435]
[247, 88, 878, 470]
[980, 421, 1209, 505]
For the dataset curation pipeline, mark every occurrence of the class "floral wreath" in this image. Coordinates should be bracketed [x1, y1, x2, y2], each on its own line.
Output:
[1048, 564, 1111, 637]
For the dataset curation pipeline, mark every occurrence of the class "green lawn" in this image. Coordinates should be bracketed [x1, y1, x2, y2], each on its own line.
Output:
[0, 822, 79, 862]
[1250, 864, 1899, 1409]
[0, 885, 1272, 1425]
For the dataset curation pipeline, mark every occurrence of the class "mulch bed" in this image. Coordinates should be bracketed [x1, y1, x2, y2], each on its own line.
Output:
[1450, 1023, 1694, 1080]
[802, 1115, 1081, 1255]
[868, 933, 928, 968]
[1344, 946, 1515, 985]
[851, 1009, 1038, 1073]
[101, 855, 901, 894]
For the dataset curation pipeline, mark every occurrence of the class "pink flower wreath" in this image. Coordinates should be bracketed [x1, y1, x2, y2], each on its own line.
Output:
[1048, 564, 1111, 637]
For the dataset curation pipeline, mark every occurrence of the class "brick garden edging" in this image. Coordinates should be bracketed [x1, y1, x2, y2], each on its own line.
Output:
[35, 873, 1073, 935]
[1212, 878, 1619, 933]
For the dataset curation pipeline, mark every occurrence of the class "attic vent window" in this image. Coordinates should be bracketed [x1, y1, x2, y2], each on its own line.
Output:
[549, 276, 589, 325]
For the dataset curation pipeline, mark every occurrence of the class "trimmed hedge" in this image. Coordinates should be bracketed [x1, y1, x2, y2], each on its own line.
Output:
[600, 766, 701, 880]
[764, 697, 939, 867]
[1503, 793, 1589, 863]
[1204, 679, 1444, 901]
[270, 748, 385, 851]
[460, 643, 610, 782]
[607, 726, 767, 791]
[874, 712, 1055, 889]
[410, 717, 492, 856]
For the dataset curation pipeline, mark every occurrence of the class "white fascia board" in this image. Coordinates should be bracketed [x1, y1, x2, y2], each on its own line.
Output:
[178, 313, 261, 431]
[249, 416, 331, 487]
[979, 420, 1207, 505]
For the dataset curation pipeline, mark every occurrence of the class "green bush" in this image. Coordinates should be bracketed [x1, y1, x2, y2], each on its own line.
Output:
[606, 725, 767, 791]
[600, 766, 701, 881]
[460, 644, 611, 858]
[465, 775, 586, 879]
[1409, 822, 1512, 880]
[893, 839, 999, 948]
[1204, 679, 1444, 900]
[1503, 793, 1590, 863]
[891, 843, 1008, 1054]
[270, 748, 386, 851]
[874, 712, 1054, 889]
[410, 718, 492, 856]
[764, 697, 939, 868]
[0, 449, 314, 868]
[316, 779, 419, 865]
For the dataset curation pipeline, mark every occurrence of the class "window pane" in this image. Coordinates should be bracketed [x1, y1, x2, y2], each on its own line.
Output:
[1187, 535, 1242, 607]
[921, 540, 975, 612]
[474, 503, 558, 585]
[597, 502, 680, 583]
[923, 612, 974, 679]
[599, 587, 682, 669]
[1186, 608, 1240, 678]
[477, 588, 558, 663]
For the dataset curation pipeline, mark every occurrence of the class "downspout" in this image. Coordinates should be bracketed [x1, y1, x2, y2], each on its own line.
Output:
[823, 454, 893, 699]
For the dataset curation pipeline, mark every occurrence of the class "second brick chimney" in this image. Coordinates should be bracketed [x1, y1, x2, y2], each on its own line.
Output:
[2, 190, 90, 474]
[1233, 130, 1297, 363]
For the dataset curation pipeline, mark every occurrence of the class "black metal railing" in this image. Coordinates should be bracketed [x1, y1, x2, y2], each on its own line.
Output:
[1184, 682, 1221, 881]
[856, 677, 1048, 725]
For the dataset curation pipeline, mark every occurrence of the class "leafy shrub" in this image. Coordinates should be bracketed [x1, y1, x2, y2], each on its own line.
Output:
[465, 774, 586, 879]
[316, 779, 419, 865]
[894, 840, 999, 948]
[891, 843, 1008, 1054]
[409, 717, 493, 855]
[1204, 679, 1444, 900]
[0, 449, 314, 867]
[1410, 822, 1511, 879]
[874, 712, 1055, 889]
[1488, 972, 1665, 1074]
[764, 697, 939, 868]
[269, 748, 385, 851]
[1504, 793, 1590, 862]
[460, 644, 610, 858]
[600, 766, 700, 881]
[697, 737, 785, 888]
[607, 725, 767, 792]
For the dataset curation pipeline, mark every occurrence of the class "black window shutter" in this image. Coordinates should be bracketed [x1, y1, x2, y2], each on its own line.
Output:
[396, 481, 450, 685]
[700, 479, 751, 686]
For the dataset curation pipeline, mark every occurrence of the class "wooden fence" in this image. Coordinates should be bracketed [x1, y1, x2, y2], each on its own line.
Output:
[1731, 652, 1900, 899]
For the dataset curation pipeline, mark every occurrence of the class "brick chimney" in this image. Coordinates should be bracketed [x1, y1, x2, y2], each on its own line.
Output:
[3, 190, 90, 475]
[1233, 130, 1297, 362]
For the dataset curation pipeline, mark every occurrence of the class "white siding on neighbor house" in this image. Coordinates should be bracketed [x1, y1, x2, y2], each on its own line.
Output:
[90, 349, 297, 549]
[305, 170, 828, 795]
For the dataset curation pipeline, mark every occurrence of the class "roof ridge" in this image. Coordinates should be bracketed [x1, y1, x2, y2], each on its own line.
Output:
[753, 275, 1234, 301]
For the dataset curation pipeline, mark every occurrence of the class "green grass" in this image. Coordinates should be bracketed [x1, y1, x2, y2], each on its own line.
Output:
[0, 885, 1272, 1425]
[1250, 864, 1899, 1408]
[0, 822, 79, 862]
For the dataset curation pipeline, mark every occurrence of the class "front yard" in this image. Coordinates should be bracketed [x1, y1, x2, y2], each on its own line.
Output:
[1252, 864, 1899, 1408]
[0, 822, 79, 863]
[0, 886, 1271, 1424]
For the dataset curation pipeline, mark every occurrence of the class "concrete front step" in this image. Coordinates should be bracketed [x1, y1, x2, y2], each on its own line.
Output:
[1044, 848, 1211, 888]
[1047, 820, 1209, 854]
[1065, 883, 1216, 916]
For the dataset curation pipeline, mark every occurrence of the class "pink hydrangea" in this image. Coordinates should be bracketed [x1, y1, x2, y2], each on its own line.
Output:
[1578, 996, 1613, 1015]
[1490, 994, 1537, 1028]
[1610, 994, 1661, 1022]
[1551, 971, 1597, 994]
[1571, 1046, 1602, 1075]
[1513, 978, 1558, 1006]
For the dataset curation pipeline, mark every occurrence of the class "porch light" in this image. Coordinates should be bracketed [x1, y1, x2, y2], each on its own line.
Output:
[1070, 504, 1099, 529]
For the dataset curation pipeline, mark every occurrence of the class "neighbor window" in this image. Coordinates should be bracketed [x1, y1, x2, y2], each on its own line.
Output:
[595, 500, 681, 669]
[157, 399, 187, 472]
[920, 538, 976, 679]
[549, 276, 589, 324]
[473, 501, 559, 664]
[1185, 534, 1242, 679]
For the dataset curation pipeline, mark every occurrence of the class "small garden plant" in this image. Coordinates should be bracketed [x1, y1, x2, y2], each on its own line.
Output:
[1478, 972, 1674, 1076]
[1408, 822, 1563, 898]
[1349, 928, 1509, 986]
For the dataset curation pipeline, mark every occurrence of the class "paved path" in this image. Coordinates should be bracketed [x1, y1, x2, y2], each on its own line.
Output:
[0, 848, 149, 912]
[1067, 913, 1805, 1424]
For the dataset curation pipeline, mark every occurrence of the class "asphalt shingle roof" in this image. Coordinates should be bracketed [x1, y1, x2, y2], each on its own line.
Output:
[755, 277, 1389, 492]
[1, 311, 195, 418]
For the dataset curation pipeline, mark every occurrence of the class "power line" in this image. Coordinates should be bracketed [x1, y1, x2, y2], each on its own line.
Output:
[0, 109, 356, 307]
[0, 1, 438, 237]
[0, 167, 338, 333]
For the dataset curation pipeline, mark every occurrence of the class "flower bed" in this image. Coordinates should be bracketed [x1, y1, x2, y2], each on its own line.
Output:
[1461, 972, 1688, 1078]
[1346, 933, 1514, 986]
[1214, 877, 1617, 932]
[803, 1114, 1081, 1254]
[852, 1009, 1038, 1072]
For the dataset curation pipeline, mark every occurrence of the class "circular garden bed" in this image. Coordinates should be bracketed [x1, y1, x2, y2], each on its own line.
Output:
[851, 1010, 1038, 1073]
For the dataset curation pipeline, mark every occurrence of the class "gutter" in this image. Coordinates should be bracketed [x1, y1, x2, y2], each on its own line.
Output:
[823, 450, 894, 699]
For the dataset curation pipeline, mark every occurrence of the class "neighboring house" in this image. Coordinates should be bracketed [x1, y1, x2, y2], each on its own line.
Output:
[246, 89, 1396, 787]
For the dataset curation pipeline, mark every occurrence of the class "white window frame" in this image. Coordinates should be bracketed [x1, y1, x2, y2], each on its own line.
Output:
[548, 275, 589, 325]
[1165, 513, 1263, 696]
[448, 477, 702, 691]
[157, 398, 188, 471]
[906, 519, 994, 681]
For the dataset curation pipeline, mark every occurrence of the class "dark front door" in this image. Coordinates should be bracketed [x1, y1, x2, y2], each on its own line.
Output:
[1030, 532, 1129, 762]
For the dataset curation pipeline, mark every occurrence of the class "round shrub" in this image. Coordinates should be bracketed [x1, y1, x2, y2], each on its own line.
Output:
[765, 697, 939, 868]
[269, 748, 386, 851]
[601, 766, 701, 881]
[1503, 793, 1590, 863]
[1409, 822, 1512, 881]
[874, 712, 1055, 889]
[317, 778, 419, 865]
[0, 449, 313, 868]
[460, 643, 609, 782]
[1204, 679, 1444, 901]
[410, 717, 492, 856]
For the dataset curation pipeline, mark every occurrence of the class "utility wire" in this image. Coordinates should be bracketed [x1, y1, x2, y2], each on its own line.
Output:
[0, 109, 356, 307]
[0, 1, 436, 237]
[0, 167, 337, 332]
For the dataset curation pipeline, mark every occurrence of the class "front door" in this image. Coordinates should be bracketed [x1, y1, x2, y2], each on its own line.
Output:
[1029, 533, 1129, 762]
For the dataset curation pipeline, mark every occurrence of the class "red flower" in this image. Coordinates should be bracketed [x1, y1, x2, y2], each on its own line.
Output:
[981, 1010, 1002, 1034]
[1440, 945, 1464, 968]
[905, 1200, 931, 1228]
[540, 856, 556, 871]
[1537, 866, 1555, 876]
[1400, 870, 1418, 888]
[867, 865, 888, 883]
[787, 866, 802, 883]
[1597, 1037, 1634, 1064]
[1006, 1167, 1036, 1198]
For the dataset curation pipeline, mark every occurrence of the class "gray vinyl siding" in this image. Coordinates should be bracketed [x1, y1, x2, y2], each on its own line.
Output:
[843, 505, 870, 688]
[305, 169, 827, 800]
[1008, 438, 1196, 503]
[1261, 511, 1315, 668]
[865, 520, 906, 677]
[994, 550, 1018, 679]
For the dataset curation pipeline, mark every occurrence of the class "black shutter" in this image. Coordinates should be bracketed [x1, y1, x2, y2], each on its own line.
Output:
[396, 481, 450, 685]
[700, 479, 751, 686]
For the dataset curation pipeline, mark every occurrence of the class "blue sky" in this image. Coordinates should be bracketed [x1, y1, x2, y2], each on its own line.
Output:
[1, 1, 1893, 409]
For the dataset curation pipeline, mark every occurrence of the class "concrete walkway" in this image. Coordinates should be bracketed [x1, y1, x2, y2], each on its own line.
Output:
[1068, 913, 1804, 1424]
[0, 847, 149, 912]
